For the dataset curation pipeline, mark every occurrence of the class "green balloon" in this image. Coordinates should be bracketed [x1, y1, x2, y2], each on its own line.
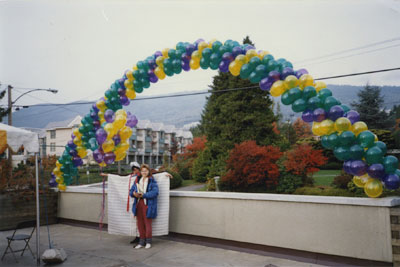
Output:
[303, 86, 317, 99]
[255, 64, 267, 76]
[267, 60, 279, 72]
[163, 66, 174, 77]
[212, 41, 222, 53]
[209, 61, 219, 70]
[334, 146, 351, 161]
[339, 131, 356, 147]
[307, 96, 323, 110]
[318, 89, 332, 102]
[365, 146, 384, 165]
[321, 135, 331, 149]
[292, 98, 308, 113]
[328, 133, 340, 148]
[200, 57, 209, 69]
[218, 45, 230, 55]
[167, 49, 177, 59]
[357, 130, 375, 148]
[201, 48, 212, 60]
[324, 96, 341, 111]
[163, 58, 173, 69]
[340, 104, 350, 113]
[374, 141, 387, 155]
[249, 57, 261, 69]
[383, 156, 399, 174]
[249, 72, 262, 84]
[240, 64, 253, 79]
[262, 54, 274, 65]
[281, 91, 293, 106]
[288, 87, 303, 102]
[349, 144, 364, 160]
[210, 53, 221, 65]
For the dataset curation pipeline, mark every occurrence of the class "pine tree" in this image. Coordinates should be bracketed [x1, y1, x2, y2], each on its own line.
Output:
[200, 36, 280, 158]
[351, 84, 394, 129]
[0, 86, 9, 122]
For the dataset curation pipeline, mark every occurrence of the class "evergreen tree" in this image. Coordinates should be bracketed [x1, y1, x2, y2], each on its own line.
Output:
[200, 36, 279, 158]
[0, 86, 9, 121]
[351, 84, 394, 129]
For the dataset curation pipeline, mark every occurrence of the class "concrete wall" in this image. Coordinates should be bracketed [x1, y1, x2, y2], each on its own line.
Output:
[58, 186, 400, 262]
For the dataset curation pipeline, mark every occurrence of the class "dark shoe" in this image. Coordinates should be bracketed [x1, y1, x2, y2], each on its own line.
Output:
[130, 237, 140, 244]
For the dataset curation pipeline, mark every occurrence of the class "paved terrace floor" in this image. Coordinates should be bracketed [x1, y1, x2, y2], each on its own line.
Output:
[0, 224, 328, 267]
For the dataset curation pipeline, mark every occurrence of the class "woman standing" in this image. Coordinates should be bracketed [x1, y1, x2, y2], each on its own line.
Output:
[129, 164, 159, 249]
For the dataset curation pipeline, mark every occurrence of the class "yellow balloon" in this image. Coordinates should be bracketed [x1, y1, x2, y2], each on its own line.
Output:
[352, 121, 368, 136]
[124, 79, 133, 90]
[56, 161, 62, 168]
[353, 174, 371, 188]
[154, 67, 166, 80]
[198, 42, 208, 53]
[114, 115, 127, 130]
[126, 70, 134, 81]
[284, 75, 299, 90]
[161, 48, 169, 57]
[132, 65, 138, 71]
[258, 50, 269, 59]
[312, 122, 323, 136]
[334, 117, 351, 132]
[189, 59, 200, 70]
[319, 119, 334, 135]
[270, 81, 286, 97]
[102, 139, 115, 153]
[98, 110, 105, 120]
[299, 74, 314, 89]
[118, 141, 130, 152]
[96, 100, 107, 111]
[77, 146, 87, 158]
[99, 162, 107, 167]
[245, 49, 258, 61]
[364, 179, 383, 198]
[314, 81, 327, 92]
[58, 184, 66, 191]
[100, 118, 106, 125]
[115, 151, 127, 161]
[228, 61, 241, 76]
[53, 167, 62, 177]
[73, 137, 82, 146]
[104, 123, 116, 137]
[119, 126, 133, 140]
[55, 176, 64, 184]
[115, 109, 127, 117]
[374, 134, 378, 142]
[155, 56, 164, 66]
[207, 38, 217, 48]
[191, 51, 201, 60]
[235, 54, 247, 64]
[126, 88, 136, 100]
[73, 128, 82, 139]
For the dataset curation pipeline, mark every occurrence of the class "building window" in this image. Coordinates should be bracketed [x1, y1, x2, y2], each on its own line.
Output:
[50, 130, 56, 139]
[50, 143, 56, 152]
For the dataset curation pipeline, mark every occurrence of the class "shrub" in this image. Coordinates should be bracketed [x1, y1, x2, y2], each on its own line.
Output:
[220, 141, 282, 192]
[206, 177, 216, 191]
[167, 169, 182, 189]
[332, 170, 353, 189]
[191, 147, 212, 183]
[276, 172, 303, 194]
[293, 186, 355, 197]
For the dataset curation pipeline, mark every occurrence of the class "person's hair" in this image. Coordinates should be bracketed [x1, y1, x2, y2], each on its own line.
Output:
[131, 165, 140, 171]
[140, 164, 151, 175]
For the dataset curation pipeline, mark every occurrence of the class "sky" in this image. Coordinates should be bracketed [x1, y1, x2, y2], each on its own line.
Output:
[1, 0, 400, 108]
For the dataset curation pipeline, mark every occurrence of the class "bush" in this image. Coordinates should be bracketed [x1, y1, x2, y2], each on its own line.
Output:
[332, 171, 353, 189]
[167, 169, 182, 189]
[293, 186, 356, 197]
[319, 161, 343, 170]
[206, 177, 216, 191]
[276, 172, 303, 194]
[220, 141, 282, 192]
[191, 147, 212, 183]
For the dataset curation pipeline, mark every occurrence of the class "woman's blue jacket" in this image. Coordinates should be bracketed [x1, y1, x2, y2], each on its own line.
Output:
[129, 176, 159, 219]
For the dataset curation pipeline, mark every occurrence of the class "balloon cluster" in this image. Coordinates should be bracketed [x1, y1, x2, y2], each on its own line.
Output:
[50, 38, 399, 197]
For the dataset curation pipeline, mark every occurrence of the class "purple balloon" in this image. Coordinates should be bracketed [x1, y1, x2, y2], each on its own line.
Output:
[222, 52, 234, 63]
[72, 156, 83, 167]
[182, 61, 190, 71]
[118, 78, 126, 90]
[147, 59, 157, 70]
[313, 108, 327, 122]
[112, 134, 121, 146]
[120, 96, 130, 106]
[346, 110, 360, 124]
[244, 45, 255, 52]
[96, 128, 108, 144]
[154, 51, 163, 58]
[104, 152, 116, 165]
[295, 68, 309, 79]
[148, 70, 158, 83]
[67, 140, 77, 149]
[259, 77, 274, 91]
[117, 88, 126, 96]
[69, 149, 78, 157]
[367, 163, 386, 179]
[93, 149, 104, 163]
[186, 44, 196, 55]
[195, 38, 205, 44]
[232, 46, 244, 57]
[90, 111, 98, 120]
[343, 160, 353, 175]
[104, 109, 115, 123]
[328, 105, 344, 121]
[383, 174, 400, 190]
[350, 160, 368, 176]
[126, 114, 138, 128]
[281, 67, 295, 80]
[181, 52, 191, 62]
[49, 177, 58, 187]
[268, 71, 281, 82]
[93, 120, 101, 130]
[219, 61, 230, 73]
[92, 103, 99, 113]
[302, 110, 314, 123]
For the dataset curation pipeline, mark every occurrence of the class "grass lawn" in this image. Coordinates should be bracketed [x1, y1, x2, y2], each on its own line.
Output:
[313, 170, 341, 187]
[181, 179, 203, 187]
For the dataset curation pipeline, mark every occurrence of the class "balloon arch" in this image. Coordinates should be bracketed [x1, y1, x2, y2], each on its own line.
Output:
[50, 39, 400, 198]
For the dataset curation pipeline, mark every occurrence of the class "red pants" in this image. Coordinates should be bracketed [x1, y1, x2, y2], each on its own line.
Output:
[136, 200, 152, 240]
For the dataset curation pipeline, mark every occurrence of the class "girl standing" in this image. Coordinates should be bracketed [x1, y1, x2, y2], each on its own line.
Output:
[129, 164, 159, 249]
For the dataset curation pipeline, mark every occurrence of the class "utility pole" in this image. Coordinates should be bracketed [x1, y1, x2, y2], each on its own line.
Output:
[7, 85, 13, 172]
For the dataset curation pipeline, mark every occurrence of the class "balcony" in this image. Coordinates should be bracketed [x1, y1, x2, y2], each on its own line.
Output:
[145, 147, 152, 153]
[145, 136, 152, 142]
[129, 134, 136, 141]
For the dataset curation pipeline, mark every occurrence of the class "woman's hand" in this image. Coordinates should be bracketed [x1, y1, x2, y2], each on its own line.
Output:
[100, 173, 108, 177]
[133, 192, 143, 198]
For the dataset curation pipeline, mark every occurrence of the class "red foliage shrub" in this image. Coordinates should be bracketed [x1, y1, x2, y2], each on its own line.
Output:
[183, 136, 207, 159]
[283, 144, 328, 177]
[221, 140, 282, 191]
[292, 118, 312, 139]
